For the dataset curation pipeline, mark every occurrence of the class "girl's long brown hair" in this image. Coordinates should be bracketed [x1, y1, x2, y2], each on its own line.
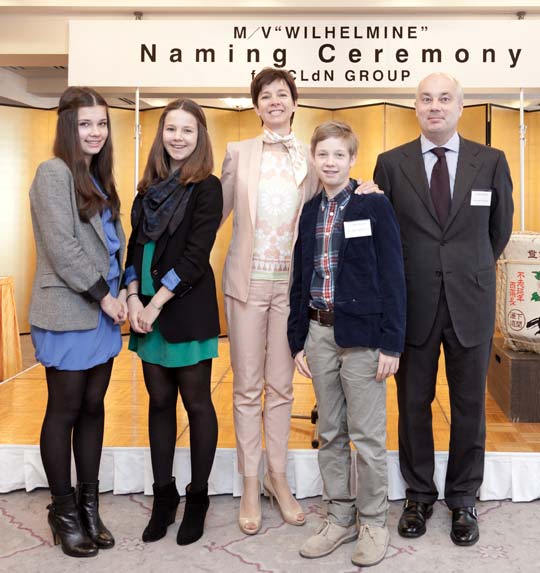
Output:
[54, 86, 120, 221]
[137, 99, 214, 195]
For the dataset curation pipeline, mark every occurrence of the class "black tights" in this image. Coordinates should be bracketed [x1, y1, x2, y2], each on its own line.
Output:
[142, 359, 218, 490]
[40, 359, 113, 496]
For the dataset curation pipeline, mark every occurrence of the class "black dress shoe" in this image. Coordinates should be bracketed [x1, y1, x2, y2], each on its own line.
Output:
[397, 500, 434, 538]
[450, 507, 479, 546]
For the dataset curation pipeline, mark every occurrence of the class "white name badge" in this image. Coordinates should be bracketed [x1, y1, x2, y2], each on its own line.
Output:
[470, 190, 492, 206]
[344, 219, 372, 238]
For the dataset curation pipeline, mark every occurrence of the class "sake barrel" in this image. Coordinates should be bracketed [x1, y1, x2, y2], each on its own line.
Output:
[496, 232, 540, 353]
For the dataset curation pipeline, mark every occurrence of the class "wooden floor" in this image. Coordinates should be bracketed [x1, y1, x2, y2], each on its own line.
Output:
[1, 336, 540, 453]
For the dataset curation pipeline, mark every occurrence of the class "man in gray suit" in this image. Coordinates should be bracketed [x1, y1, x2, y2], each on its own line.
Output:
[374, 73, 513, 546]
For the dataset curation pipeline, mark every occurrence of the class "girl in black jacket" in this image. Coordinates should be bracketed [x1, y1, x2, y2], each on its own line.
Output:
[124, 99, 222, 546]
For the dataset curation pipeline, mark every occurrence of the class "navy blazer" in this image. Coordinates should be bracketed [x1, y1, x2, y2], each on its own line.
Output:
[288, 187, 406, 357]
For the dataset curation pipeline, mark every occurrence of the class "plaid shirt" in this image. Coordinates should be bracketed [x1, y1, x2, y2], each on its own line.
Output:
[309, 180, 355, 310]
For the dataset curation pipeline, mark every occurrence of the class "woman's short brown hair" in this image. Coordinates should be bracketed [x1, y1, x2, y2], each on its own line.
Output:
[250, 68, 298, 125]
[138, 99, 214, 194]
[310, 121, 359, 158]
[54, 86, 119, 221]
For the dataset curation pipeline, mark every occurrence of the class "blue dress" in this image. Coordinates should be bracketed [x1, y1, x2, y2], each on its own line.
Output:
[31, 205, 122, 371]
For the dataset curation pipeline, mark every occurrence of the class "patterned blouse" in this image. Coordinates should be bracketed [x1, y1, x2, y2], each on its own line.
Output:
[251, 142, 303, 281]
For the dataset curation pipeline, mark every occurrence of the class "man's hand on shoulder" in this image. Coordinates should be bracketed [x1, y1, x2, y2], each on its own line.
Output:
[354, 179, 383, 195]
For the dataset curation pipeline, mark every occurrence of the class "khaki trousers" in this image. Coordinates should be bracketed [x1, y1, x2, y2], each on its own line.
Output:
[305, 320, 389, 527]
[225, 280, 295, 476]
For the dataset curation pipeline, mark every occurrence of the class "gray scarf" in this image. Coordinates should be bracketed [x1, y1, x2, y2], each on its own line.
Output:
[137, 170, 193, 244]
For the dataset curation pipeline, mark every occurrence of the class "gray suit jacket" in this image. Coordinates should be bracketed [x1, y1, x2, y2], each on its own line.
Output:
[374, 136, 513, 348]
[29, 158, 126, 331]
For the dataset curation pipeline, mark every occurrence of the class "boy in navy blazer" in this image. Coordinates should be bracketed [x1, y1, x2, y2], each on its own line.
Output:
[288, 121, 406, 567]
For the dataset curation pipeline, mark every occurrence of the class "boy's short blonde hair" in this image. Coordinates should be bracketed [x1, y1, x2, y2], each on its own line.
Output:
[310, 121, 358, 157]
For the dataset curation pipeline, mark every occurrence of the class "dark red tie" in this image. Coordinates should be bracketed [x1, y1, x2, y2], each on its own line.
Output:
[430, 147, 451, 226]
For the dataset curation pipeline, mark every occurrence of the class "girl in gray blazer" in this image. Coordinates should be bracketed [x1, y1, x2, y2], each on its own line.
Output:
[29, 87, 127, 558]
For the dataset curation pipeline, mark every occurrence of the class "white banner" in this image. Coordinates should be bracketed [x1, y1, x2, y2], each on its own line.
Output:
[69, 19, 540, 89]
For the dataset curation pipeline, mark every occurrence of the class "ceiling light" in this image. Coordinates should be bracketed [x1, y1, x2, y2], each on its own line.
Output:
[220, 97, 253, 110]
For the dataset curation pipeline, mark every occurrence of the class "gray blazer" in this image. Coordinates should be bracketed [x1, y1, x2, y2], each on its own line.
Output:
[29, 158, 126, 331]
[374, 136, 513, 348]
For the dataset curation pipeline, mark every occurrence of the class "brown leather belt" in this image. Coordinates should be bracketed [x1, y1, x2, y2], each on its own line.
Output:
[309, 307, 334, 326]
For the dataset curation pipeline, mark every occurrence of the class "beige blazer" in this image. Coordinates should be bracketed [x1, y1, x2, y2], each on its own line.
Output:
[220, 135, 319, 303]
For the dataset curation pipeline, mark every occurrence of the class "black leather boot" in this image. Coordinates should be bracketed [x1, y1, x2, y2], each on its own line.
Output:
[77, 481, 115, 549]
[142, 478, 181, 542]
[176, 483, 209, 545]
[47, 490, 98, 558]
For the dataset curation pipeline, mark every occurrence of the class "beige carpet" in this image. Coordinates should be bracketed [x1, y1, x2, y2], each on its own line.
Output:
[1, 490, 539, 572]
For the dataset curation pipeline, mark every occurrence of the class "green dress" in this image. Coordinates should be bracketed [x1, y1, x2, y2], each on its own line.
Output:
[128, 241, 218, 367]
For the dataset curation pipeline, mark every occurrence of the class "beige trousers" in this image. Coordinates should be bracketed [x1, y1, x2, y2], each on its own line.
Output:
[305, 321, 389, 527]
[225, 280, 295, 477]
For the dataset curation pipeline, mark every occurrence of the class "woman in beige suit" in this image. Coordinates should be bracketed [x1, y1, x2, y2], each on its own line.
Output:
[221, 68, 318, 534]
